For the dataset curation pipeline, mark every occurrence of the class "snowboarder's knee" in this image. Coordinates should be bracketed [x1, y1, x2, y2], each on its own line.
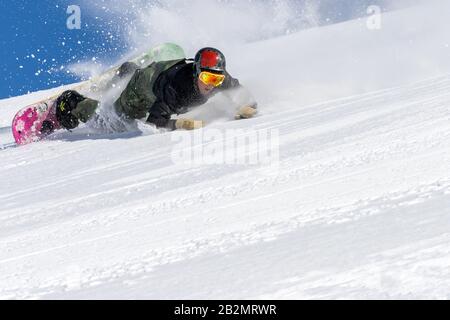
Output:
[117, 62, 139, 79]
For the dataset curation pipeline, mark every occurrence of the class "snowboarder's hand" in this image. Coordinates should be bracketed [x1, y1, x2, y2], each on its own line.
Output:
[175, 118, 204, 130]
[235, 103, 258, 120]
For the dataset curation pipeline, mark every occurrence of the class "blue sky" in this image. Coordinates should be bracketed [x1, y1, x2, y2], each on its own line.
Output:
[0, 0, 127, 99]
[0, 0, 401, 100]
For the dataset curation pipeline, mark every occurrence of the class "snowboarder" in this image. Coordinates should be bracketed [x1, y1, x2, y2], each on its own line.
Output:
[54, 47, 257, 131]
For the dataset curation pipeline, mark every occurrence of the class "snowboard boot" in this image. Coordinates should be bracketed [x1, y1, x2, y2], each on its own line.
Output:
[40, 120, 56, 135]
[56, 90, 99, 130]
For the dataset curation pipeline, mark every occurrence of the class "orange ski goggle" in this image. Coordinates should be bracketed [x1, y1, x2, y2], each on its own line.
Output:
[198, 71, 225, 87]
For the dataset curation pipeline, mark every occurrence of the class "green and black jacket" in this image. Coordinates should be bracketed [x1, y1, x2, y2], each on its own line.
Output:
[115, 59, 240, 130]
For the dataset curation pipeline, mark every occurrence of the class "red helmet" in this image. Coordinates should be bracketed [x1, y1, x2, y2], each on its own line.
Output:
[194, 47, 226, 76]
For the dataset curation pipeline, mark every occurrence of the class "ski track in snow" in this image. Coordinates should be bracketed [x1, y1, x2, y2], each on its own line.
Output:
[1, 74, 450, 299]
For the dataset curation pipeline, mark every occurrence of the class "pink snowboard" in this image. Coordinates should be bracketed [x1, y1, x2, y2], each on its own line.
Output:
[12, 100, 61, 145]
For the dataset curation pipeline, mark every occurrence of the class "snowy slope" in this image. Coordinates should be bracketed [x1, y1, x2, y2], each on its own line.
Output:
[1, 3, 450, 299]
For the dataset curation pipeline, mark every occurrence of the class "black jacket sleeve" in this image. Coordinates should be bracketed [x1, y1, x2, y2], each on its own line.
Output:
[146, 100, 177, 130]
